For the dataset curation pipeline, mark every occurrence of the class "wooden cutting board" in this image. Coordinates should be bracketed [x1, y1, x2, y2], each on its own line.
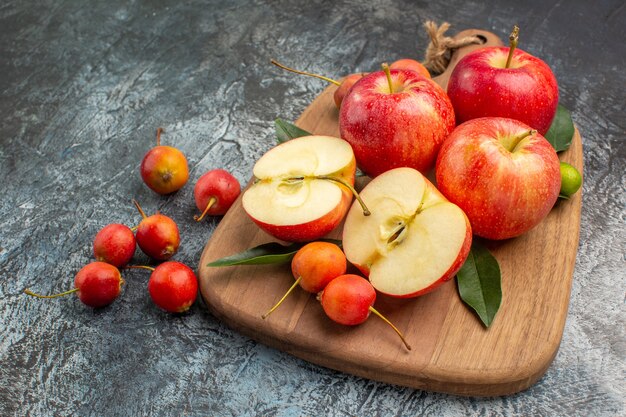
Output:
[198, 29, 583, 396]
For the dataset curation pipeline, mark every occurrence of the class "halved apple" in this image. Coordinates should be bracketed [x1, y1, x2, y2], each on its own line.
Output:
[242, 135, 368, 242]
[342, 167, 472, 298]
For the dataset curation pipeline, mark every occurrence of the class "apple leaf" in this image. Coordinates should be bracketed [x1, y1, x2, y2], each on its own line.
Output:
[456, 241, 502, 327]
[207, 239, 342, 267]
[545, 104, 575, 152]
[275, 118, 312, 143]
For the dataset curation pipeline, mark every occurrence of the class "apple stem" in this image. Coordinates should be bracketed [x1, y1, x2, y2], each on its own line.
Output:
[368, 306, 412, 351]
[381, 62, 393, 94]
[505, 25, 519, 69]
[509, 129, 537, 151]
[262, 276, 302, 319]
[24, 287, 79, 299]
[156, 127, 164, 146]
[124, 265, 156, 272]
[130, 225, 138, 232]
[271, 59, 341, 86]
[316, 175, 371, 216]
[132, 199, 148, 220]
[194, 196, 217, 222]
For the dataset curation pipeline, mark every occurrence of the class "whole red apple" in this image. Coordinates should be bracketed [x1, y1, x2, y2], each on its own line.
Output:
[339, 66, 455, 177]
[435, 117, 561, 240]
[447, 29, 558, 135]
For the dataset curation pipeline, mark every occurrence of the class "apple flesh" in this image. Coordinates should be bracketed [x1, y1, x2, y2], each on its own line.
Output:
[342, 167, 472, 298]
[447, 46, 558, 135]
[435, 117, 561, 240]
[339, 68, 455, 177]
[242, 135, 358, 242]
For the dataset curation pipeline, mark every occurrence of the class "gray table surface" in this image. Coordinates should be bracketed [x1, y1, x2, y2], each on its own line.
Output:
[1, 0, 624, 416]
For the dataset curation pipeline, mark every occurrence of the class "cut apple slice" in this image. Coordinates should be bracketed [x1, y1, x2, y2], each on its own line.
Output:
[242, 135, 363, 242]
[342, 167, 472, 298]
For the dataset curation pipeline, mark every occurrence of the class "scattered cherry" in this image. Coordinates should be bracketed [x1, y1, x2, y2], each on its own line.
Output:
[128, 262, 198, 313]
[319, 274, 411, 350]
[193, 169, 241, 222]
[93, 223, 136, 267]
[132, 199, 180, 261]
[24, 262, 124, 308]
[140, 127, 189, 195]
[262, 241, 347, 319]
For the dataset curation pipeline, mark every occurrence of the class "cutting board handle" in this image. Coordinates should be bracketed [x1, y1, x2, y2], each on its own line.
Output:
[432, 29, 503, 91]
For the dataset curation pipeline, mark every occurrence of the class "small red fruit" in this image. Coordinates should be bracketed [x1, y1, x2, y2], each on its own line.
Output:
[262, 241, 346, 319]
[133, 199, 180, 261]
[93, 223, 136, 267]
[389, 58, 431, 78]
[147, 262, 198, 313]
[193, 169, 241, 222]
[140, 127, 189, 194]
[24, 262, 124, 308]
[320, 274, 411, 350]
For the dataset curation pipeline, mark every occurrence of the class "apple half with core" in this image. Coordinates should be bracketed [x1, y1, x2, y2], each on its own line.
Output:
[342, 167, 472, 298]
[447, 26, 559, 135]
[339, 65, 455, 177]
[435, 117, 561, 240]
[242, 135, 369, 242]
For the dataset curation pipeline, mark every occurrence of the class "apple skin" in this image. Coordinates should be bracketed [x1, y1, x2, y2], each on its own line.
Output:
[194, 169, 241, 216]
[339, 68, 455, 177]
[389, 59, 431, 78]
[435, 117, 561, 240]
[447, 46, 559, 135]
[74, 262, 123, 308]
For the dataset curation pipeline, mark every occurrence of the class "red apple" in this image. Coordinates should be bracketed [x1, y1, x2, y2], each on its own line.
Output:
[193, 169, 241, 221]
[435, 117, 561, 240]
[447, 28, 558, 135]
[339, 66, 455, 177]
[342, 167, 472, 298]
[140, 128, 189, 194]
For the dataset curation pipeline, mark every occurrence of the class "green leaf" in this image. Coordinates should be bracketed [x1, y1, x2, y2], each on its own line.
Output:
[545, 104, 575, 152]
[275, 118, 312, 143]
[207, 239, 342, 267]
[456, 241, 502, 327]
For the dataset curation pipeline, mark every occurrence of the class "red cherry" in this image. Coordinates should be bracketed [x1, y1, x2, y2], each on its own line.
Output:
[147, 262, 198, 313]
[320, 274, 411, 350]
[133, 199, 180, 261]
[93, 223, 136, 267]
[24, 262, 124, 308]
[262, 241, 346, 319]
[140, 127, 189, 195]
[193, 169, 241, 221]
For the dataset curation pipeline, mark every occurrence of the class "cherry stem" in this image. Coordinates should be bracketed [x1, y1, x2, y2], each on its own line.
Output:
[368, 306, 411, 351]
[124, 265, 156, 272]
[271, 59, 340, 86]
[505, 25, 519, 69]
[24, 287, 79, 299]
[130, 225, 138, 232]
[381, 62, 393, 94]
[509, 129, 537, 152]
[315, 175, 371, 216]
[262, 276, 302, 319]
[132, 199, 148, 219]
[156, 127, 164, 146]
[194, 196, 217, 222]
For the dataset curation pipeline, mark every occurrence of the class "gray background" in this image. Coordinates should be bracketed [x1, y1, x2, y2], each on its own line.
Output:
[1, 0, 624, 416]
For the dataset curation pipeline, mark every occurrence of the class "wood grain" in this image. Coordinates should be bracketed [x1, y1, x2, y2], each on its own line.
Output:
[197, 29, 583, 396]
